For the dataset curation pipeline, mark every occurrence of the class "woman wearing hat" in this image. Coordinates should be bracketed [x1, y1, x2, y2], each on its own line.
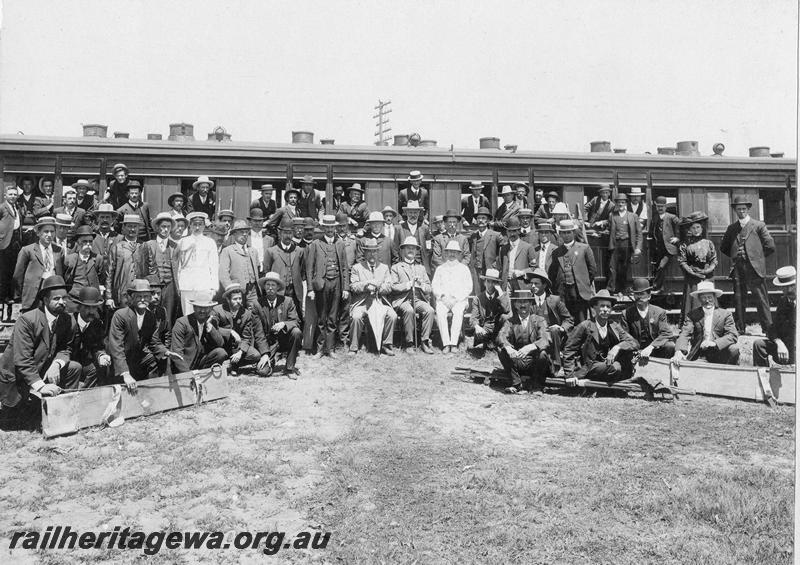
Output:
[753, 266, 795, 367]
[173, 211, 219, 315]
[677, 211, 717, 321]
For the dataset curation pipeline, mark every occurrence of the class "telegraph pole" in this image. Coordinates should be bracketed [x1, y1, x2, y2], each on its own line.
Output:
[373, 100, 392, 145]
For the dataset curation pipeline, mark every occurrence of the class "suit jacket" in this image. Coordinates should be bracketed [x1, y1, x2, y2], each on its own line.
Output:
[13, 243, 66, 310]
[340, 201, 370, 229]
[341, 236, 358, 269]
[251, 295, 300, 356]
[497, 313, 551, 351]
[397, 221, 431, 276]
[534, 204, 554, 224]
[608, 211, 643, 251]
[548, 242, 596, 301]
[142, 238, 177, 284]
[584, 197, 613, 226]
[63, 252, 103, 290]
[461, 194, 491, 224]
[648, 212, 681, 255]
[17, 194, 39, 229]
[115, 201, 153, 241]
[675, 307, 739, 355]
[719, 218, 776, 278]
[219, 243, 261, 290]
[495, 200, 522, 225]
[356, 233, 399, 267]
[91, 230, 117, 260]
[0, 201, 20, 250]
[250, 197, 277, 221]
[621, 304, 672, 350]
[263, 242, 305, 296]
[0, 308, 73, 406]
[398, 187, 429, 213]
[562, 320, 638, 375]
[532, 241, 556, 273]
[527, 294, 574, 333]
[498, 240, 536, 286]
[469, 229, 500, 274]
[520, 227, 538, 247]
[70, 313, 107, 366]
[32, 196, 55, 219]
[107, 306, 168, 376]
[171, 313, 226, 373]
[265, 205, 299, 231]
[153, 305, 172, 350]
[767, 296, 795, 348]
[349, 261, 393, 308]
[297, 189, 325, 220]
[105, 238, 145, 305]
[390, 260, 432, 308]
[213, 304, 258, 356]
[305, 236, 350, 292]
[469, 291, 511, 329]
[76, 195, 97, 213]
[432, 232, 471, 269]
[188, 192, 216, 220]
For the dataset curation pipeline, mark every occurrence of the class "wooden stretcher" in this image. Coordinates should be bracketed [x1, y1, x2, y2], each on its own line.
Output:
[636, 357, 796, 406]
[36, 364, 229, 438]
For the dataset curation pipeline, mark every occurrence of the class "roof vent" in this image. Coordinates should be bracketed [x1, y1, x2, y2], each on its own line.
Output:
[504, 144, 518, 153]
[420, 139, 437, 147]
[83, 124, 108, 138]
[613, 148, 627, 154]
[480, 137, 501, 149]
[393, 134, 409, 146]
[590, 141, 611, 152]
[320, 139, 335, 145]
[113, 132, 129, 139]
[712, 143, 725, 156]
[657, 147, 676, 155]
[676, 141, 699, 156]
[168, 123, 195, 141]
[147, 133, 162, 140]
[292, 131, 314, 144]
[749, 146, 770, 157]
[770, 152, 784, 158]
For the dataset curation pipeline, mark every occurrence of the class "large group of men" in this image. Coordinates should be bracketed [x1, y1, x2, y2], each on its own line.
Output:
[0, 164, 795, 421]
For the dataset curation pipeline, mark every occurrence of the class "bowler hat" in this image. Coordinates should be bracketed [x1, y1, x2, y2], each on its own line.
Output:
[690, 281, 723, 297]
[259, 271, 285, 290]
[654, 196, 668, 205]
[167, 192, 185, 207]
[126, 279, 152, 294]
[545, 191, 560, 200]
[589, 289, 617, 306]
[505, 217, 521, 230]
[192, 176, 214, 189]
[247, 208, 266, 221]
[631, 278, 653, 293]
[71, 286, 103, 307]
[773, 266, 796, 287]
[320, 214, 337, 227]
[614, 193, 628, 202]
[37, 275, 68, 298]
[475, 206, 492, 218]
[335, 212, 349, 226]
[443, 209, 461, 221]
[74, 225, 95, 239]
[731, 195, 752, 208]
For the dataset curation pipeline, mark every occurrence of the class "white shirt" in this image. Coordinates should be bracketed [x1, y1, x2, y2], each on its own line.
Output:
[537, 242, 549, 269]
[637, 306, 649, 320]
[136, 312, 145, 330]
[196, 320, 205, 340]
[739, 216, 751, 227]
[157, 236, 169, 253]
[407, 223, 418, 236]
[250, 230, 264, 269]
[596, 321, 609, 339]
[176, 234, 219, 292]
[77, 314, 90, 333]
[10, 205, 19, 229]
[703, 306, 715, 340]
[40, 244, 55, 276]
[519, 314, 530, 329]
[507, 240, 520, 277]
[44, 308, 58, 333]
[534, 293, 546, 307]
[564, 240, 575, 249]
[431, 261, 472, 307]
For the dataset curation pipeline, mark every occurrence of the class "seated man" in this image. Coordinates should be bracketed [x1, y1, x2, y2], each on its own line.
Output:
[673, 281, 739, 365]
[523, 268, 573, 371]
[69, 286, 111, 388]
[348, 241, 397, 356]
[171, 297, 229, 374]
[0, 276, 82, 423]
[391, 236, 435, 354]
[146, 275, 172, 350]
[431, 240, 472, 353]
[496, 289, 551, 395]
[108, 279, 178, 391]
[621, 278, 675, 361]
[464, 268, 511, 350]
[213, 283, 262, 374]
[562, 289, 639, 383]
[753, 266, 795, 367]
[251, 272, 303, 379]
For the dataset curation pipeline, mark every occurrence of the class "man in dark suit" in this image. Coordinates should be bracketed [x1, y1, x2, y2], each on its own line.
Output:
[297, 175, 325, 221]
[432, 210, 471, 269]
[91, 204, 118, 260]
[219, 219, 262, 309]
[145, 275, 172, 350]
[339, 185, 370, 231]
[562, 289, 639, 383]
[496, 289, 552, 395]
[673, 281, 739, 365]
[357, 211, 399, 267]
[251, 272, 303, 378]
[753, 266, 795, 367]
[73, 179, 97, 213]
[533, 222, 557, 273]
[265, 187, 300, 234]
[398, 170, 430, 220]
[534, 191, 560, 226]
[720, 195, 776, 334]
[461, 181, 491, 226]
[16, 176, 40, 246]
[498, 217, 536, 291]
[494, 185, 521, 228]
[548, 219, 596, 323]
[187, 176, 216, 221]
[607, 193, 643, 294]
[0, 276, 82, 419]
[13, 216, 66, 312]
[648, 196, 681, 292]
[250, 184, 277, 223]
[264, 216, 305, 322]
[468, 207, 500, 294]
[523, 268, 574, 354]
[107, 279, 178, 390]
[53, 187, 88, 243]
[621, 278, 675, 360]
[518, 208, 538, 246]
[63, 225, 104, 292]
[0, 186, 21, 319]
[397, 202, 431, 276]
[306, 215, 350, 358]
[464, 268, 511, 350]
[115, 181, 153, 242]
[69, 286, 111, 388]
[142, 212, 179, 323]
[214, 283, 262, 374]
[171, 298, 228, 373]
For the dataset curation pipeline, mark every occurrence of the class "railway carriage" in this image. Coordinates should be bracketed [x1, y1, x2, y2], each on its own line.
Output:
[0, 133, 794, 311]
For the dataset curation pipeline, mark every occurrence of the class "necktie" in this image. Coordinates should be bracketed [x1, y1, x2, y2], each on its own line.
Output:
[44, 248, 53, 272]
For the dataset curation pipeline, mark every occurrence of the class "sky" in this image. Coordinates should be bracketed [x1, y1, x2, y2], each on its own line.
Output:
[0, 0, 797, 157]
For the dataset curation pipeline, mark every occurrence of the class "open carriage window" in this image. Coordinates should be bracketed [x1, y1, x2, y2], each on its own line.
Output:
[759, 189, 787, 230]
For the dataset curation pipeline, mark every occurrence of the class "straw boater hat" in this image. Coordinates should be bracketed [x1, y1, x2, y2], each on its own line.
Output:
[382, 205, 398, 217]
[112, 163, 128, 174]
[511, 289, 535, 301]
[589, 289, 617, 306]
[400, 236, 420, 249]
[320, 214, 338, 227]
[773, 266, 796, 287]
[444, 240, 462, 253]
[499, 185, 515, 196]
[557, 219, 577, 232]
[35, 216, 56, 230]
[629, 187, 644, 197]
[631, 278, 653, 293]
[192, 176, 214, 189]
[189, 296, 218, 308]
[690, 280, 723, 297]
[260, 184, 274, 192]
[348, 183, 364, 195]
[480, 268, 502, 282]
[731, 195, 752, 208]
[680, 211, 708, 226]
[475, 206, 492, 218]
[37, 275, 68, 299]
[167, 192, 185, 207]
[151, 211, 174, 231]
[71, 286, 104, 307]
[218, 209, 235, 220]
[525, 268, 551, 287]
[185, 211, 208, 223]
[259, 271, 284, 290]
[361, 240, 380, 252]
[403, 201, 424, 213]
[71, 179, 91, 190]
[55, 213, 73, 227]
[366, 211, 384, 223]
[536, 221, 554, 233]
[230, 219, 249, 232]
[469, 180, 484, 190]
[408, 170, 423, 182]
[551, 202, 570, 215]
[223, 282, 243, 299]
[127, 279, 152, 294]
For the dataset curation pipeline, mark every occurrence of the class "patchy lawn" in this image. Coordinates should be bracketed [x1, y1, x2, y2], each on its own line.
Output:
[0, 347, 794, 564]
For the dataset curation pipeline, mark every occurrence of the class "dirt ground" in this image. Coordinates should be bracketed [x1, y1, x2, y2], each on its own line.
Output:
[0, 343, 794, 564]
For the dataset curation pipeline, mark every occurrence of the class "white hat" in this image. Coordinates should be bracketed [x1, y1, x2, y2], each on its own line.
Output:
[367, 211, 384, 223]
[690, 281, 723, 297]
[400, 236, 420, 248]
[319, 214, 337, 227]
[444, 240, 462, 253]
[192, 176, 214, 189]
[551, 202, 570, 215]
[408, 170, 423, 181]
[629, 187, 644, 196]
[499, 185, 514, 196]
[773, 266, 796, 287]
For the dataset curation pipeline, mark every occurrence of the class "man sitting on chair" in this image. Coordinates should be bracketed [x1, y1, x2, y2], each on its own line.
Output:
[465, 268, 511, 351]
[753, 266, 795, 367]
[673, 281, 739, 365]
[348, 240, 396, 356]
[432, 240, 473, 353]
[391, 236, 435, 354]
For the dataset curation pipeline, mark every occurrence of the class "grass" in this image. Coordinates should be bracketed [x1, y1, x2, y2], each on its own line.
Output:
[0, 346, 794, 564]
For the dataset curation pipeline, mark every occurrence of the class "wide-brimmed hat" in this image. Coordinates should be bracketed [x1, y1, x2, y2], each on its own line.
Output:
[347, 183, 364, 194]
[37, 275, 68, 298]
[505, 217, 521, 231]
[557, 219, 577, 232]
[260, 184, 274, 192]
[589, 289, 618, 306]
[192, 176, 214, 189]
[510, 289, 535, 301]
[400, 236, 420, 249]
[631, 278, 653, 293]
[518, 208, 533, 218]
[473, 206, 492, 219]
[320, 214, 337, 227]
[444, 240, 462, 253]
[691, 281, 723, 297]
[71, 179, 91, 190]
[731, 195, 752, 208]
[152, 212, 174, 230]
[247, 208, 266, 221]
[545, 191, 560, 200]
[74, 225, 95, 239]
[223, 282, 243, 298]
[366, 211, 384, 223]
[71, 286, 103, 307]
[629, 187, 644, 197]
[551, 202, 569, 215]
[614, 193, 628, 202]
[127, 279, 152, 294]
[125, 180, 142, 191]
[597, 184, 612, 194]
[259, 271, 285, 290]
[654, 196, 668, 205]
[408, 170, 423, 182]
[55, 213, 73, 227]
[361, 240, 380, 252]
[291, 217, 305, 227]
[469, 180, 484, 190]
[167, 192, 185, 207]
[680, 211, 708, 226]
[112, 163, 128, 174]
[499, 185, 514, 196]
[94, 203, 116, 216]
[443, 209, 461, 221]
[513, 182, 529, 194]
[120, 213, 142, 226]
[186, 211, 208, 223]
[773, 266, 796, 287]
[403, 201, 424, 213]
[300, 175, 315, 185]
[283, 187, 300, 199]
[189, 297, 218, 308]
[525, 268, 551, 287]
[63, 187, 77, 196]
[480, 268, 502, 282]
[218, 209, 235, 220]
[381, 205, 398, 217]
[230, 219, 250, 232]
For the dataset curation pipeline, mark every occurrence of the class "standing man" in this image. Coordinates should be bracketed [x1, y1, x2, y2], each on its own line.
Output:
[339, 184, 369, 232]
[17, 177, 40, 245]
[336, 211, 358, 347]
[171, 297, 228, 373]
[245, 209, 270, 273]
[53, 187, 87, 240]
[219, 219, 261, 308]
[584, 184, 613, 234]
[266, 186, 300, 232]
[264, 216, 306, 322]
[607, 193, 642, 295]
[627, 187, 648, 230]
[188, 176, 216, 220]
[549, 219, 597, 323]
[174, 211, 219, 315]
[104, 214, 145, 310]
[498, 217, 536, 291]
[621, 278, 675, 361]
[90, 203, 118, 260]
[358, 211, 399, 267]
[469, 207, 500, 294]
[533, 222, 557, 273]
[251, 272, 303, 378]
[382, 205, 400, 246]
[398, 170, 430, 220]
[306, 214, 350, 358]
[534, 191, 560, 226]
[648, 196, 680, 293]
[391, 237, 435, 354]
[720, 195, 776, 334]
[73, 179, 97, 213]
[63, 225, 104, 293]
[753, 266, 795, 367]
[13, 216, 66, 312]
[673, 281, 739, 365]
[297, 175, 325, 221]
[432, 241, 473, 352]
[250, 184, 277, 223]
[347, 240, 397, 356]
[115, 181, 153, 242]
[494, 185, 521, 228]
[397, 202, 431, 277]
[142, 212, 179, 322]
[431, 209, 471, 269]
[0, 186, 21, 320]
[518, 209, 538, 246]
[461, 181, 490, 226]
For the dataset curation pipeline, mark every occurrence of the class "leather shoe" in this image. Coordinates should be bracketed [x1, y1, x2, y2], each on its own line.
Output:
[328, 351, 338, 360]
[380, 346, 395, 356]
[420, 342, 434, 355]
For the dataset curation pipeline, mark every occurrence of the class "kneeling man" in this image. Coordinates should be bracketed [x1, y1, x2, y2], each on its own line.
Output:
[673, 281, 739, 365]
[251, 272, 303, 378]
[621, 278, 675, 361]
[753, 266, 795, 367]
[348, 241, 397, 355]
[70, 286, 111, 387]
[464, 268, 511, 350]
[171, 296, 229, 373]
[214, 283, 262, 373]
[496, 289, 551, 395]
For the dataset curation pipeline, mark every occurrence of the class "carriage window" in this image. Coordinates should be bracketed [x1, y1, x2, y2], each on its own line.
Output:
[759, 189, 787, 229]
[651, 189, 678, 216]
[706, 191, 731, 231]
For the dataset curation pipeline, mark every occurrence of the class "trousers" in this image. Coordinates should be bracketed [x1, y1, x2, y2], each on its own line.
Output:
[396, 301, 434, 345]
[314, 278, 341, 353]
[350, 303, 397, 351]
[435, 300, 468, 347]
[497, 347, 551, 388]
[732, 261, 772, 334]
